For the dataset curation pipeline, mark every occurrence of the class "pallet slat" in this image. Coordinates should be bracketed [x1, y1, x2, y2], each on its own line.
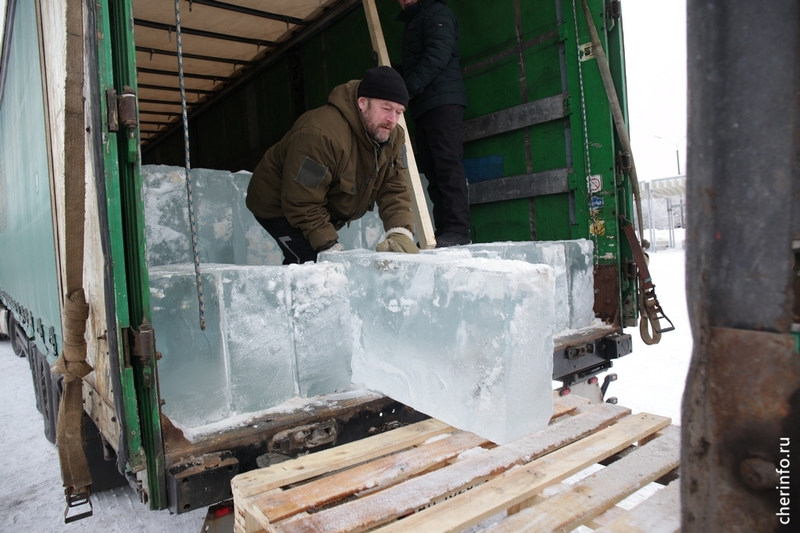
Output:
[255, 430, 488, 522]
[594, 480, 681, 533]
[485, 425, 681, 532]
[273, 403, 633, 533]
[371, 412, 671, 533]
[232, 397, 681, 533]
[233, 418, 452, 499]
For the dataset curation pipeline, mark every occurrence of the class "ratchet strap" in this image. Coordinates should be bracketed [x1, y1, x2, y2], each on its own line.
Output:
[622, 225, 675, 345]
[51, 0, 93, 522]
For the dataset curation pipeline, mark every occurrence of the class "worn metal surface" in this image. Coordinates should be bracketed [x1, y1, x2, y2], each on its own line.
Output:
[684, 0, 800, 530]
[682, 328, 800, 531]
[461, 95, 564, 143]
[593, 264, 620, 327]
[468, 168, 570, 205]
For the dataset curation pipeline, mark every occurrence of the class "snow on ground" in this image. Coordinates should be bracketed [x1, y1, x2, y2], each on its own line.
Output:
[608, 238, 691, 426]
[0, 345, 207, 532]
[0, 241, 691, 532]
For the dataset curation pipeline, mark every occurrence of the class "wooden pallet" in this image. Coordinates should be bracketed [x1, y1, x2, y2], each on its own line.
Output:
[232, 394, 680, 533]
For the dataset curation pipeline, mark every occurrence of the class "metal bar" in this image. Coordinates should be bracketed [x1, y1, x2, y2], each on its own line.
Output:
[138, 83, 214, 95]
[462, 95, 564, 143]
[136, 46, 253, 67]
[187, 0, 308, 26]
[462, 29, 559, 76]
[133, 18, 278, 48]
[683, 0, 799, 531]
[468, 169, 570, 205]
[137, 66, 226, 82]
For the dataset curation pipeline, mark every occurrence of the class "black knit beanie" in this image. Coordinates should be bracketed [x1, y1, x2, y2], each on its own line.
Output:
[357, 66, 409, 107]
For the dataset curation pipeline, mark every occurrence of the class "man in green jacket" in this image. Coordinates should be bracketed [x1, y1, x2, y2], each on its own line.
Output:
[246, 67, 419, 264]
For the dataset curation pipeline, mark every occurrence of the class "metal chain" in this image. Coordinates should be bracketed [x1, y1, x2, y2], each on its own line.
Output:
[174, 0, 206, 330]
[571, 0, 600, 255]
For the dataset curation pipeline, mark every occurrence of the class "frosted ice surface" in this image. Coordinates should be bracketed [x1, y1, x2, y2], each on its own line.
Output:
[220, 266, 296, 413]
[230, 171, 283, 266]
[150, 264, 231, 427]
[558, 239, 596, 328]
[320, 250, 555, 444]
[289, 263, 352, 397]
[192, 168, 235, 264]
[142, 166, 193, 267]
[423, 239, 595, 331]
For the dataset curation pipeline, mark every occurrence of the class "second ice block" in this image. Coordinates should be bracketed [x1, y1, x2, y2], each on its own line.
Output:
[322, 250, 555, 445]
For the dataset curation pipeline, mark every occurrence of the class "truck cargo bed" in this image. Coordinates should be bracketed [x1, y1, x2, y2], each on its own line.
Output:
[231, 394, 680, 533]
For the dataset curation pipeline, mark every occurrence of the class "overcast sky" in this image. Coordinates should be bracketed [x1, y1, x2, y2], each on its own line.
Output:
[623, 0, 688, 180]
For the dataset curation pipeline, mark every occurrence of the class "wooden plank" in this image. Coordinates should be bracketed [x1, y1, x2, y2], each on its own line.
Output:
[594, 480, 681, 533]
[254, 431, 488, 522]
[551, 391, 590, 420]
[371, 412, 671, 533]
[361, 0, 436, 249]
[485, 425, 681, 532]
[272, 403, 632, 533]
[231, 418, 452, 500]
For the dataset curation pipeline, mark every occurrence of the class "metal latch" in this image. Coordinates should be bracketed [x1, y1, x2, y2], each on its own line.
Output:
[566, 342, 595, 360]
[64, 486, 93, 523]
[269, 419, 338, 455]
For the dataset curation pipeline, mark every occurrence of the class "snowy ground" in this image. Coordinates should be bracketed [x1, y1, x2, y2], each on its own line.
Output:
[0, 241, 691, 532]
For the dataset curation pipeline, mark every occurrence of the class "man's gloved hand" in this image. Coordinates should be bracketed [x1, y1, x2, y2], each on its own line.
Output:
[376, 227, 419, 254]
[319, 241, 345, 252]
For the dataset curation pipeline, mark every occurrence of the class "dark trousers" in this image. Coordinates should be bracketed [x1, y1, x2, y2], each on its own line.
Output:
[254, 216, 317, 264]
[414, 104, 470, 236]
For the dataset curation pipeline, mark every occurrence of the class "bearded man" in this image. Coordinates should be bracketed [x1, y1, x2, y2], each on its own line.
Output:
[246, 66, 419, 264]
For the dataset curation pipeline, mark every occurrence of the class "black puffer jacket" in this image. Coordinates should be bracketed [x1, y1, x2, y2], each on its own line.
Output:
[397, 0, 468, 120]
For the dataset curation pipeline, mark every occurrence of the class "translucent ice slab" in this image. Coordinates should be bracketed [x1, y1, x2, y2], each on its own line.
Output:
[150, 262, 351, 429]
[422, 239, 595, 332]
[150, 264, 232, 427]
[319, 250, 555, 444]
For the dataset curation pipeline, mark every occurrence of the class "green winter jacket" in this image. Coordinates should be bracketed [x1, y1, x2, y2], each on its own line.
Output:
[245, 80, 415, 251]
[397, 0, 468, 120]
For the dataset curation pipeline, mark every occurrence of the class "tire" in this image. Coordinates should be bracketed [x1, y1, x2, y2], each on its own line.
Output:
[39, 349, 59, 444]
[10, 314, 24, 357]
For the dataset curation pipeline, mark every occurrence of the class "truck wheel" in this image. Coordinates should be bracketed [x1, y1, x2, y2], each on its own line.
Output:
[40, 350, 60, 444]
[0, 305, 8, 341]
[9, 314, 24, 357]
[29, 344, 58, 443]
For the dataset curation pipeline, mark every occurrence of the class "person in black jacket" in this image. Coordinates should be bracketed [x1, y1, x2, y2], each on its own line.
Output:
[396, 0, 471, 247]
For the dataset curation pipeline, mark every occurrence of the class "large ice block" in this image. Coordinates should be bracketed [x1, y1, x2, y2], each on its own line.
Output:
[557, 239, 595, 328]
[142, 166, 193, 267]
[289, 263, 352, 397]
[422, 239, 596, 332]
[192, 168, 235, 264]
[230, 170, 283, 266]
[150, 264, 231, 427]
[320, 250, 555, 444]
[220, 266, 296, 414]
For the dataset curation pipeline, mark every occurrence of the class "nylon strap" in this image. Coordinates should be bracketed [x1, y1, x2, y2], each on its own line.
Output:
[51, 0, 93, 520]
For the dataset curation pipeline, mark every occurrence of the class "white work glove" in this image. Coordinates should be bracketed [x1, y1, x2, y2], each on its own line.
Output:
[376, 227, 419, 254]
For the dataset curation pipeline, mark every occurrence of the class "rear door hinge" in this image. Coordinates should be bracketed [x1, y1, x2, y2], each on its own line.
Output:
[106, 86, 139, 135]
[125, 320, 156, 388]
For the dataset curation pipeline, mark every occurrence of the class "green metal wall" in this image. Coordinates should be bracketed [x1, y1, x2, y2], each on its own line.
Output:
[0, 0, 63, 360]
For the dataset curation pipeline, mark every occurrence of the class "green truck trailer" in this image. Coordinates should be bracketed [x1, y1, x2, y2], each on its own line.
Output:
[0, 0, 660, 521]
